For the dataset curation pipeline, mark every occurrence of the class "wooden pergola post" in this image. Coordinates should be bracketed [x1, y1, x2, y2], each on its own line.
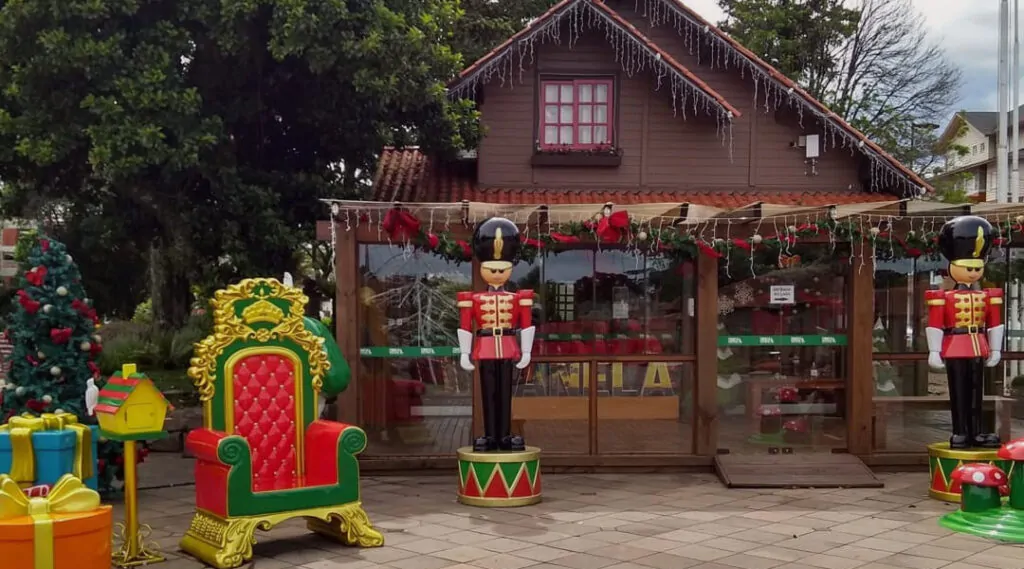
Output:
[693, 252, 719, 455]
[847, 255, 875, 455]
[333, 221, 360, 423]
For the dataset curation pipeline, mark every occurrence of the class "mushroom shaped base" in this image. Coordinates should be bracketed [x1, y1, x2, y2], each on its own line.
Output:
[997, 438, 1024, 510]
[940, 508, 1024, 543]
[952, 463, 1008, 513]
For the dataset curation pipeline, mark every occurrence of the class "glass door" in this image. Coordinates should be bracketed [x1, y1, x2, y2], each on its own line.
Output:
[716, 244, 849, 454]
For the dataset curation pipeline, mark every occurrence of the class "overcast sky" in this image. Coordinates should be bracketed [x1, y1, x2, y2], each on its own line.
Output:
[683, 0, 1017, 124]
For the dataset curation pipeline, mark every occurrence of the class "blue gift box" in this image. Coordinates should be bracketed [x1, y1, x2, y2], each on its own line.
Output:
[0, 423, 99, 490]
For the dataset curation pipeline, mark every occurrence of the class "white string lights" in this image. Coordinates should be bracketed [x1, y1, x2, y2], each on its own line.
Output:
[641, 0, 925, 197]
[447, 0, 737, 144]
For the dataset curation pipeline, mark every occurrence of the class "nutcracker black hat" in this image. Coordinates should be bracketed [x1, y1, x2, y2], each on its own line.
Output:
[938, 215, 994, 268]
[473, 217, 521, 267]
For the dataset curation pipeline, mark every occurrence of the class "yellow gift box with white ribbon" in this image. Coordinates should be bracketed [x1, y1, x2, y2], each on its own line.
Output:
[0, 412, 94, 487]
[0, 474, 112, 569]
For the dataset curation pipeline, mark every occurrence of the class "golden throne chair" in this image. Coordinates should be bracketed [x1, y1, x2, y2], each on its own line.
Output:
[179, 278, 383, 569]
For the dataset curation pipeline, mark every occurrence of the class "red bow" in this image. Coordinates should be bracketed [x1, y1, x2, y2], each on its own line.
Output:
[596, 211, 630, 243]
[17, 291, 40, 315]
[39, 239, 49, 252]
[382, 209, 421, 241]
[87, 361, 100, 377]
[25, 266, 47, 287]
[50, 328, 72, 344]
[89, 342, 103, 357]
[71, 299, 98, 322]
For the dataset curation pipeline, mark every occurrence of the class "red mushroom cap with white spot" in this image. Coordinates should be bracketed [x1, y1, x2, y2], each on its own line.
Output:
[997, 437, 1024, 461]
[951, 463, 1007, 488]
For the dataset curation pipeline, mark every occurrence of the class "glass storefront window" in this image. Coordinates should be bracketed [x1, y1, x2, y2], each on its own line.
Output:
[358, 245, 473, 456]
[717, 245, 848, 453]
[596, 362, 693, 453]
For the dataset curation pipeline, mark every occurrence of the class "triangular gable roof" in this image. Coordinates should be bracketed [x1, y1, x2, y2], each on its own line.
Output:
[449, 0, 740, 125]
[448, 0, 930, 196]
[94, 374, 172, 416]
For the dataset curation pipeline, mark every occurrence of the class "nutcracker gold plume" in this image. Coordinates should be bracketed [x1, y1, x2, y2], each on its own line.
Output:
[925, 216, 1004, 450]
[456, 218, 536, 452]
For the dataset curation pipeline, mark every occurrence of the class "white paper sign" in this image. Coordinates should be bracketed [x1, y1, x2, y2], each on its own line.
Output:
[613, 301, 629, 319]
[769, 285, 795, 305]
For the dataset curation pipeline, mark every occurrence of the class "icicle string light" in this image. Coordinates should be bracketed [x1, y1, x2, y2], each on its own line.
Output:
[448, 0, 736, 139]
[636, 0, 926, 198]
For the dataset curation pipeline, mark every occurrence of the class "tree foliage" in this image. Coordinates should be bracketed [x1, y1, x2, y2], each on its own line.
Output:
[450, 0, 560, 64]
[0, 0, 481, 325]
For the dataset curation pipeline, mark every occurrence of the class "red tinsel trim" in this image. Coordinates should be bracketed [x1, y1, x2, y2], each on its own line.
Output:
[524, 238, 544, 248]
[731, 238, 751, 251]
[550, 232, 581, 244]
[696, 242, 722, 258]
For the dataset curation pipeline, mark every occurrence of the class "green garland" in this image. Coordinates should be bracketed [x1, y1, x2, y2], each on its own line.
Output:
[384, 211, 1023, 265]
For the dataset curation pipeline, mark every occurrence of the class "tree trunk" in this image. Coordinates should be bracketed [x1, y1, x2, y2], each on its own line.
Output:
[150, 241, 192, 328]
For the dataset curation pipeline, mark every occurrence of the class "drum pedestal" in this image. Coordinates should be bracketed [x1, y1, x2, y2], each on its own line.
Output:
[456, 446, 541, 508]
[928, 442, 1009, 503]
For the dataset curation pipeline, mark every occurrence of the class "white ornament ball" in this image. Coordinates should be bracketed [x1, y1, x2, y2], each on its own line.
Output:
[56, 286, 68, 297]
[42, 304, 53, 314]
[49, 366, 61, 377]
[15, 386, 25, 395]
[80, 341, 91, 352]
[36, 351, 45, 360]
[907, 230, 916, 238]
[65, 254, 72, 264]
[637, 231, 648, 241]
[869, 227, 881, 237]
[1017, 215, 1024, 225]
[92, 334, 102, 343]
[42, 395, 52, 403]
[752, 234, 763, 245]
[54, 408, 64, 414]
[787, 225, 797, 234]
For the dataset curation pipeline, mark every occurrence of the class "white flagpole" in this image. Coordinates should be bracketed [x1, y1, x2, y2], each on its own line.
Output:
[999, 0, 1010, 203]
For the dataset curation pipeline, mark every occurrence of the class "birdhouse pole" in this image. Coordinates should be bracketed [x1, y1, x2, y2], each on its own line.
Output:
[107, 363, 167, 568]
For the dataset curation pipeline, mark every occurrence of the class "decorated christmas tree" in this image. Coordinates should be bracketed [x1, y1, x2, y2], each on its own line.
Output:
[0, 233, 129, 493]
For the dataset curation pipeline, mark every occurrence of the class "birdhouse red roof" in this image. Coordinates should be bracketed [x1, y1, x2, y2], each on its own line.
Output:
[94, 372, 173, 416]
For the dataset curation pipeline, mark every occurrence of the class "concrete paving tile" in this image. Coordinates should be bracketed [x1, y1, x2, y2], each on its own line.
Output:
[825, 545, 892, 563]
[632, 552, 704, 569]
[302, 560, 377, 569]
[434, 547, 497, 563]
[656, 528, 719, 543]
[828, 519, 910, 537]
[590, 544, 659, 562]
[959, 552, 1024, 569]
[545, 536, 606, 553]
[870, 554, 951, 569]
[665, 544, 733, 562]
[478, 538, 535, 554]
[799, 553, 869, 569]
[930, 535, 1001, 553]
[515, 545, 575, 562]
[900, 544, 973, 561]
[549, 553, 620, 569]
[744, 546, 814, 563]
[394, 539, 454, 554]
[714, 554, 786, 569]
[387, 557, 460, 569]
[699, 537, 762, 553]
[849, 538, 915, 554]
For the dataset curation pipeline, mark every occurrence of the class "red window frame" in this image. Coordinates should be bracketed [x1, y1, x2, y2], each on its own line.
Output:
[539, 78, 614, 150]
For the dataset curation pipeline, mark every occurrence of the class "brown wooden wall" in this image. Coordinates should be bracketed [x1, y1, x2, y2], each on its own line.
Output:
[476, 2, 864, 192]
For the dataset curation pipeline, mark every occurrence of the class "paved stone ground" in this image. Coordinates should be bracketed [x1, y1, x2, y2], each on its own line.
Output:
[123, 469, 1024, 569]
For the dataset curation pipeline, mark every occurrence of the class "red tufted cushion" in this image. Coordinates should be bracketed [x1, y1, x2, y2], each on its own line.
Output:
[233, 354, 300, 491]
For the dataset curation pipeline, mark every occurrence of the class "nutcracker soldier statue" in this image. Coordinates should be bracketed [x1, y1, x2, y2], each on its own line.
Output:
[453, 217, 542, 507]
[924, 216, 1008, 503]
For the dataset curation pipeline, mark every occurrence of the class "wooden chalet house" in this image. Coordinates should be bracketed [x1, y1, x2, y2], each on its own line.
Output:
[321, 0, 1010, 472]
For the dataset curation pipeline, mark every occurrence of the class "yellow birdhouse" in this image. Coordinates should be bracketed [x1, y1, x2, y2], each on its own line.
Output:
[95, 364, 173, 441]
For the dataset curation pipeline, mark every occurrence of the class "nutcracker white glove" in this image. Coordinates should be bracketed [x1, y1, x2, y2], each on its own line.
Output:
[457, 329, 475, 371]
[516, 326, 536, 370]
[986, 325, 1005, 367]
[926, 327, 945, 371]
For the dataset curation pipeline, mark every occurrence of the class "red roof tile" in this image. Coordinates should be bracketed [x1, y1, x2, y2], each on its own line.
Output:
[372, 148, 896, 208]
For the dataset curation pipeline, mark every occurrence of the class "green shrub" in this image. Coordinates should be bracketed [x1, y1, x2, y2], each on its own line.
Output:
[132, 299, 153, 324]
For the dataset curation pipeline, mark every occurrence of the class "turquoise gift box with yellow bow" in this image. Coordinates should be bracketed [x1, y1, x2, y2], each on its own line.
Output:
[0, 413, 99, 490]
